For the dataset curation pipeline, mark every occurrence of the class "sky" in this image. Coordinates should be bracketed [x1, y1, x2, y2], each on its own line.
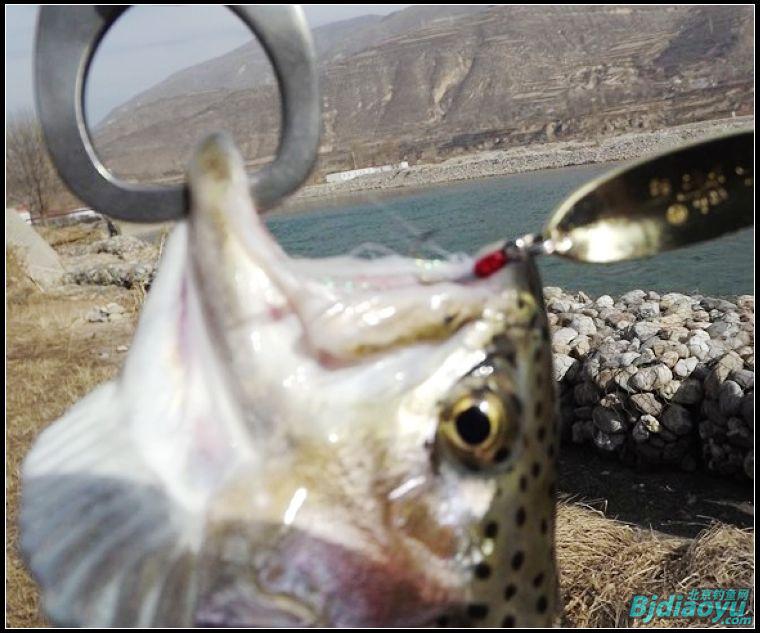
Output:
[5, 4, 411, 124]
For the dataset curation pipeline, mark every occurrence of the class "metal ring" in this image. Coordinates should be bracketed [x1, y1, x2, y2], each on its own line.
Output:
[35, 5, 320, 222]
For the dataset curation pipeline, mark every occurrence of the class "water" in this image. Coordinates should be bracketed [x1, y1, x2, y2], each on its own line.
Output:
[266, 164, 754, 297]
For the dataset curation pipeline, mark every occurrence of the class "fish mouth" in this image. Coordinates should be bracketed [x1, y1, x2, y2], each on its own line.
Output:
[195, 525, 468, 627]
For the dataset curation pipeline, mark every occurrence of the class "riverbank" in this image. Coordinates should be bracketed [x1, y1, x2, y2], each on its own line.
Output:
[285, 117, 753, 209]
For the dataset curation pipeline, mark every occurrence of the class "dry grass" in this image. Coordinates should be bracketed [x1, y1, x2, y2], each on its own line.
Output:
[6, 246, 39, 305]
[35, 222, 103, 250]
[5, 287, 754, 627]
[6, 283, 137, 628]
[557, 503, 754, 627]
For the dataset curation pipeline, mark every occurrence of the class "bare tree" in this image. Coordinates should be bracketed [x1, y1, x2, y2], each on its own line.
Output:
[6, 109, 62, 223]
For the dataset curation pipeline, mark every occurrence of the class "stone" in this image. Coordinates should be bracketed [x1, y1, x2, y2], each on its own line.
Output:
[730, 369, 754, 391]
[661, 404, 692, 436]
[637, 301, 660, 318]
[640, 414, 661, 433]
[552, 327, 578, 348]
[570, 334, 591, 357]
[543, 287, 564, 300]
[660, 350, 681, 369]
[592, 406, 625, 434]
[673, 357, 698, 378]
[629, 393, 663, 417]
[718, 380, 744, 416]
[553, 354, 579, 382]
[620, 289, 646, 305]
[568, 315, 596, 336]
[6, 207, 65, 288]
[632, 419, 650, 442]
[628, 364, 672, 392]
[632, 321, 660, 340]
[548, 299, 573, 314]
[574, 381, 600, 405]
[593, 428, 625, 452]
[727, 418, 752, 449]
[740, 392, 753, 425]
[671, 378, 703, 405]
[595, 294, 614, 308]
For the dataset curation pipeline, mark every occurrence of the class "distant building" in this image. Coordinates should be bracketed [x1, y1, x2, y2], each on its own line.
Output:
[325, 161, 410, 184]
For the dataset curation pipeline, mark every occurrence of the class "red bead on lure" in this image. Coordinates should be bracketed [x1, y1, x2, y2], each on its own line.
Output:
[473, 248, 509, 278]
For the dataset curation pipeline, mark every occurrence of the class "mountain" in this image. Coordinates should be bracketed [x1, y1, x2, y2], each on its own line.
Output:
[93, 5, 754, 182]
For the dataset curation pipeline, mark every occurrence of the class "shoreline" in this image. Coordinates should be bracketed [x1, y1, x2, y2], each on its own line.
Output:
[278, 116, 753, 214]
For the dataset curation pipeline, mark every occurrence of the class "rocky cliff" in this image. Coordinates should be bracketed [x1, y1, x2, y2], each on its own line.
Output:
[93, 5, 754, 181]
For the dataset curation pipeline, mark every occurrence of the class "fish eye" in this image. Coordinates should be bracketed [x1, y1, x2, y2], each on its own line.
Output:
[438, 391, 520, 471]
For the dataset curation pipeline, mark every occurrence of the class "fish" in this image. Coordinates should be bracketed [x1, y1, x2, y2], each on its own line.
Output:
[20, 133, 560, 627]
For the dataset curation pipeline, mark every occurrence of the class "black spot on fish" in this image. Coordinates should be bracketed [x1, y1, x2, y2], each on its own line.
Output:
[532, 462, 542, 478]
[536, 596, 548, 614]
[502, 614, 516, 627]
[511, 395, 523, 415]
[504, 584, 516, 600]
[467, 604, 489, 619]
[535, 402, 543, 419]
[516, 507, 526, 526]
[519, 475, 528, 492]
[436, 615, 449, 627]
[533, 572, 545, 587]
[485, 521, 498, 538]
[541, 518, 548, 534]
[548, 480, 557, 498]
[548, 443, 556, 458]
[511, 551, 524, 570]
[475, 562, 492, 579]
[494, 447, 510, 463]
[537, 425, 546, 441]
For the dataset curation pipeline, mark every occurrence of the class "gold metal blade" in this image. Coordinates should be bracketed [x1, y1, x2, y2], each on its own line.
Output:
[543, 130, 754, 263]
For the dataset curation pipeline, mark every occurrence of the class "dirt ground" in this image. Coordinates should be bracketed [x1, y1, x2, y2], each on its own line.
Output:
[5, 240, 754, 627]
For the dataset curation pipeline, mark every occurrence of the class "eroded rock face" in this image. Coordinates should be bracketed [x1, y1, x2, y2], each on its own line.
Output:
[550, 288, 754, 480]
[92, 5, 753, 181]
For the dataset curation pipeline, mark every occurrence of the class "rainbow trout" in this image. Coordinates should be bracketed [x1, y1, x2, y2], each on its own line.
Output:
[21, 134, 559, 627]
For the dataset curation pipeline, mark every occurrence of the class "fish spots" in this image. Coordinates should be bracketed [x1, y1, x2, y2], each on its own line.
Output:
[519, 475, 528, 492]
[504, 584, 516, 600]
[466, 604, 489, 620]
[536, 596, 548, 614]
[502, 614, 516, 627]
[531, 462, 542, 478]
[511, 551, 524, 571]
[484, 521, 498, 539]
[435, 615, 449, 627]
[533, 572, 545, 587]
[537, 425, 546, 441]
[494, 447, 510, 463]
[474, 562, 492, 580]
[540, 518, 548, 534]
[535, 402, 544, 419]
[515, 507, 526, 527]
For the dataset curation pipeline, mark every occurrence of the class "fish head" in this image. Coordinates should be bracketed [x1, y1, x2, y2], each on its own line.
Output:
[20, 133, 559, 628]
[188, 134, 560, 627]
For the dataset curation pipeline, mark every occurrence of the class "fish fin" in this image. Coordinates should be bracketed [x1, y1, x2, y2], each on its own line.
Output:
[20, 225, 255, 626]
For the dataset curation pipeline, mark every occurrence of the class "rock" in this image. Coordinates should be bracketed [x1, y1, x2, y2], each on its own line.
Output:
[727, 418, 752, 449]
[571, 420, 594, 444]
[568, 315, 597, 337]
[86, 307, 107, 323]
[661, 404, 692, 436]
[6, 207, 65, 288]
[595, 294, 614, 308]
[628, 364, 672, 392]
[543, 287, 564, 301]
[632, 321, 660, 340]
[743, 451, 753, 479]
[707, 321, 739, 339]
[548, 299, 573, 314]
[621, 289, 646, 305]
[657, 379, 680, 401]
[730, 369, 754, 391]
[718, 380, 744, 416]
[640, 414, 661, 433]
[553, 354, 579, 382]
[629, 393, 663, 417]
[740, 392, 753, 425]
[593, 428, 625, 452]
[570, 334, 591, 357]
[660, 350, 681, 369]
[632, 419, 650, 442]
[552, 327, 578, 348]
[673, 357, 698, 377]
[116, 344, 129, 352]
[574, 382, 600, 405]
[637, 301, 660, 318]
[592, 405, 626, 434]
[672, 378, 703, 405]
